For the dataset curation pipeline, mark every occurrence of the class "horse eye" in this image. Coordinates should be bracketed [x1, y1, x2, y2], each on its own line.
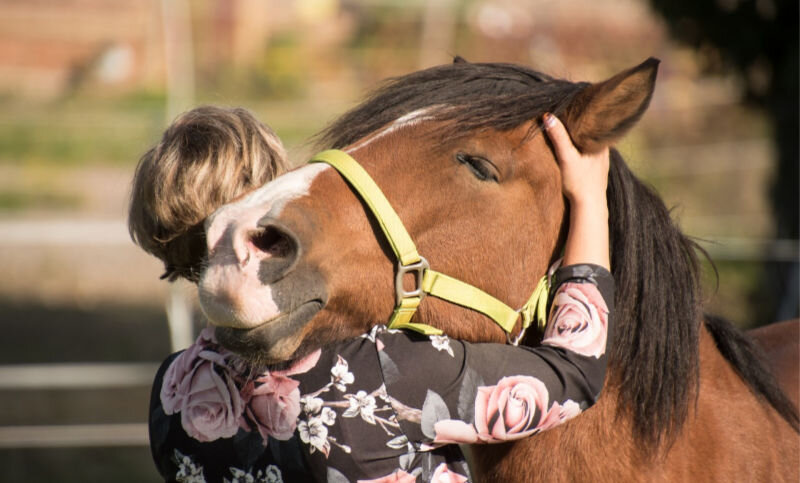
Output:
[456, 153, 499, 182]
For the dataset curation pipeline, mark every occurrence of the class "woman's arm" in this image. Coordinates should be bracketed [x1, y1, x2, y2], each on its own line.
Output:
[376, 264, 612, 445]
[543, 111, 610, 270]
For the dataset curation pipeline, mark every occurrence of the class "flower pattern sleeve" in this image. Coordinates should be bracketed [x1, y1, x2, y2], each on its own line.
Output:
[376, 263, 614, 446]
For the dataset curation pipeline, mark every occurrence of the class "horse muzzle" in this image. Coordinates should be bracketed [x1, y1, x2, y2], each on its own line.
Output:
[198, 196, 328, 361]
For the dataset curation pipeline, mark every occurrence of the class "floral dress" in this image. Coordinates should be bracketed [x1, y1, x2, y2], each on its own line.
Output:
[149, 264, 613, 482]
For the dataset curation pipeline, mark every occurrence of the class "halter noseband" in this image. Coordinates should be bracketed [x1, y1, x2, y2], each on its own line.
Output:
[310, 149, 550, 345]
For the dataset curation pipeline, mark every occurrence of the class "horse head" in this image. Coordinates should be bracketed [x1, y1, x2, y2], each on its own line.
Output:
[197, 58, 659, 368]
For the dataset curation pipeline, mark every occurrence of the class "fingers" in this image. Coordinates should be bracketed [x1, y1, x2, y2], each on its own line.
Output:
[543, 112, 610, 206]
[543, 112, 610, 170]
[542, 113, 577, 164]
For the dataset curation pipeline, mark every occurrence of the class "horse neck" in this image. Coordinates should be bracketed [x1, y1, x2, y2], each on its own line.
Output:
[472, 391, 646, 481]
[477, 326, 800, 481]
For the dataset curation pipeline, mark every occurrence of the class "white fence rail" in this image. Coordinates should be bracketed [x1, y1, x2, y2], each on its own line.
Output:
[0, 363, 157, 447]
[0, 423, 148, 448]
[0, 363, 160, 390]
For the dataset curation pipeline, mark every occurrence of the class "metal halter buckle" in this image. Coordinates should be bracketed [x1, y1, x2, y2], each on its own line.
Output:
[395, 257, 430, 305]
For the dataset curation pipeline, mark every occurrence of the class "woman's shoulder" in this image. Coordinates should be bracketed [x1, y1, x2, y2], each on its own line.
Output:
[148, 342, 315, 481]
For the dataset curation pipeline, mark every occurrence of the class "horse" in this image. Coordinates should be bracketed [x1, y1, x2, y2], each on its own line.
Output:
[197, 58, 799, 481]
[748, 319, 800, 408]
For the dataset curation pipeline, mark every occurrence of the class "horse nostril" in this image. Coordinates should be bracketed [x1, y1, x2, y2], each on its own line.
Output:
[250, 222, 302, 284]
[251, 226, 294, 258]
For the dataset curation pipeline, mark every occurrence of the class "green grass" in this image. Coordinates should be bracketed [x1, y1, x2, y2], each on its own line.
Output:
[0, 189, 81, 211]
[700, 258, 765, 329]
[0, 94, 165, 167]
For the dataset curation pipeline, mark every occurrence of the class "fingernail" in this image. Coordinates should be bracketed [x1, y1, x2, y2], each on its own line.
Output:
[542, 112, 557, 129]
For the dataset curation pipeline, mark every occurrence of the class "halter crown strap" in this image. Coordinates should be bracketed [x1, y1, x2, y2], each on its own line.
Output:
[310, 149, 421, 267]
[309, 149, 549, 342]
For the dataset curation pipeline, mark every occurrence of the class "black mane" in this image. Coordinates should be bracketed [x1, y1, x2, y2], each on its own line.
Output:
[317, 61, 799, 447]
[318, 62, 587, 149]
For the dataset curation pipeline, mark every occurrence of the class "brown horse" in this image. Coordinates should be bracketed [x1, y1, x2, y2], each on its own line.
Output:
[198, 59, 799, 481]
[748, 319, 800, 408]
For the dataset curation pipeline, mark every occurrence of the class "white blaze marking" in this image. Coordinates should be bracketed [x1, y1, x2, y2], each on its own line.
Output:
[346, 107, 437, 153]
[238, 162, 330, 213]
[205, 163, 329, 252]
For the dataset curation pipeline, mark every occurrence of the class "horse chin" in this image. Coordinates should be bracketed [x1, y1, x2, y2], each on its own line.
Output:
[214, 300, 323, 366]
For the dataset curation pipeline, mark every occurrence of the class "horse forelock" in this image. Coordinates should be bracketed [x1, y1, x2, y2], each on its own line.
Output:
[317, 62, 588, 151]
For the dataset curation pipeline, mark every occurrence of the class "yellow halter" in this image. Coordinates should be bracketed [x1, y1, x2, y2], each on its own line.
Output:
[310, 149, 550, 345]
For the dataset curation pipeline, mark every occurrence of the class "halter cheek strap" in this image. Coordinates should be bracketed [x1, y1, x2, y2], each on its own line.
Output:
[310, 149, 550, 344]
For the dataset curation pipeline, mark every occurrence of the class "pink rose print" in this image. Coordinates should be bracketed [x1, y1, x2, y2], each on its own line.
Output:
[160, 340, 206, 415]
[161, 327, 240, 412]
[431, 463, 469, 483]
[536, 399, 582, 431]
[178, 353, 244, 442]
[243, 374, 301, 442]
[543, 282, 609, 358]
[433, 419, 479, 444]
[357, 469, 417, 483]
[474, 375, 551, 441]
[196, 326, 218, 344]
[161, 327, 309, 444]
[434, 375, 580, 444]
[161, 327, 224, 414]
[160, 327, 253, 441]
[271, 349, 322, 377]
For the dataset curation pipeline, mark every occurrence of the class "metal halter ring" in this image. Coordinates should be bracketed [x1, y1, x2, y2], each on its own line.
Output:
[506, 315, 529, 347]
[395, 257, 430, 305]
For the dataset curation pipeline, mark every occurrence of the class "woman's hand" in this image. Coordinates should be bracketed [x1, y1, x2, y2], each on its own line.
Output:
[542, 113, 610, 209]
[543, 112, 611, 270]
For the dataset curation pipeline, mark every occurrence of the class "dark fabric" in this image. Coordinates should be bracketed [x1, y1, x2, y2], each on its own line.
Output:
[149, 264, 613, 482]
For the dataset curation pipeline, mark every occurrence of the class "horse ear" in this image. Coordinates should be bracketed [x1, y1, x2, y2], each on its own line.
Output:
[563, 57, 659, 153]
[453, 55, 469, 64]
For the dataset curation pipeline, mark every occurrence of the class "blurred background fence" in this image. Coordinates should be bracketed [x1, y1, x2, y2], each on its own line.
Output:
[0, 0, 796, 481]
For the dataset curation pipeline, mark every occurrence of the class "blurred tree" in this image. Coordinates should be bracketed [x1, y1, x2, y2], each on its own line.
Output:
[648, 0, 799, 323]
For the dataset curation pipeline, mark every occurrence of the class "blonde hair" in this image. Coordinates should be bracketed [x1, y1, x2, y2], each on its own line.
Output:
[128, 106, 289, 282]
